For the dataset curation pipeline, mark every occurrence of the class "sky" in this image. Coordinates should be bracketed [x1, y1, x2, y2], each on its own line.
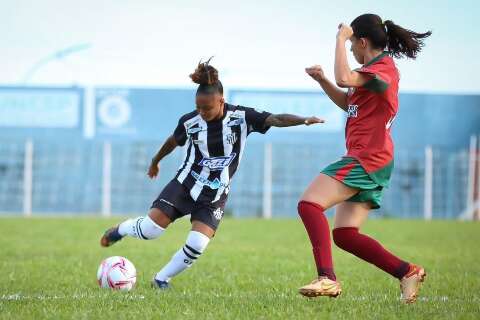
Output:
[1, 0, 478, 93]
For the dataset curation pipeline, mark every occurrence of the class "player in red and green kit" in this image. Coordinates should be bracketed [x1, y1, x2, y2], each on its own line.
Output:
[296, 14, 432, 303]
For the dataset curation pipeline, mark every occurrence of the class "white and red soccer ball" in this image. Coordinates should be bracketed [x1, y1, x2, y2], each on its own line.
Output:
[97, 256, 136, 291]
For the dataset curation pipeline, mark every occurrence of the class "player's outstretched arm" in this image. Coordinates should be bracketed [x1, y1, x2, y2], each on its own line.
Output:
[265, 114, 324, 128]
[305, 65, 348, 111]
[148, 135, 178, 179]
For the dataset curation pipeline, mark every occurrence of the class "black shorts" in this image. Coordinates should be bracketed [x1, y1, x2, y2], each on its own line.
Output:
[150, 179, 227, 231]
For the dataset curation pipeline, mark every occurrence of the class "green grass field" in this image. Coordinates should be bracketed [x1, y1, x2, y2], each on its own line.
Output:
[0, 217, 479, 319]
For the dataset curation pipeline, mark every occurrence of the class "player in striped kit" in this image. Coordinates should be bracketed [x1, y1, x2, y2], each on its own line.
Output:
[100, 58, 324, 289]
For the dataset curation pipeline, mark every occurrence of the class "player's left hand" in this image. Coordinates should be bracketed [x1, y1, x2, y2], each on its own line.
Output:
[147, 162, 159, 179]
[336, 23, 353, 41]
[304, 116, 325, 125]
[306, 65, 327, 82]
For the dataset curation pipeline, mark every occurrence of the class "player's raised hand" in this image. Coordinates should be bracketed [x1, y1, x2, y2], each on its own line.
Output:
[337, 23, 354, 41]
[304, 116, 325, 126]
[147, 162, 159, 179]
[305, 65, 326, 82]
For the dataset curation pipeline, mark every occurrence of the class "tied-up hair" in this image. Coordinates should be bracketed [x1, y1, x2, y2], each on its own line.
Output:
[351, 13, 432, 59]
[190, 57, 223, 95]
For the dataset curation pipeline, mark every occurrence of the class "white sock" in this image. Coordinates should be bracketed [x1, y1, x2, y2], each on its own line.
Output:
[118, 215, 165, 240]
[155, 231, 210, 282]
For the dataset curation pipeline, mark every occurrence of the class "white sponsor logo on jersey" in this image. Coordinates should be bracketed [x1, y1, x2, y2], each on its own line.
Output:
[187, 126, 204, 135]
[191, 171, 228, 189]
[199, 153, 237, 170]
[347, 105, 358, 118]
[227, 118, 244, 127]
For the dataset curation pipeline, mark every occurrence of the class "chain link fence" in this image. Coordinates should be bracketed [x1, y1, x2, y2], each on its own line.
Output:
[0, 139, 472, 219]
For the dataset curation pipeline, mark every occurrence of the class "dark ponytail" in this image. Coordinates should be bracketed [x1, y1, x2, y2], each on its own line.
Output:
[190, 57, 223, 95]
[351, 14, 432, 59]
[383, 20, 432, 59]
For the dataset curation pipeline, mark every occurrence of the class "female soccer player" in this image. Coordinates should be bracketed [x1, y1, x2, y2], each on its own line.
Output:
[100, 58, 324, 289]
[297, 14, 431, 303]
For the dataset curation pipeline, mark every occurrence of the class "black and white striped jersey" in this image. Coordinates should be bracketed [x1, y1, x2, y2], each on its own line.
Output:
[173, 103, 271, 203]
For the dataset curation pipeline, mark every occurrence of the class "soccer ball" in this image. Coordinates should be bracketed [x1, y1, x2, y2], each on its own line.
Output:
[97, 256, 137, 291]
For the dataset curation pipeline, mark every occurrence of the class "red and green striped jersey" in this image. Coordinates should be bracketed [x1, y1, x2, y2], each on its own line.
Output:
[345, 52, 398, 186]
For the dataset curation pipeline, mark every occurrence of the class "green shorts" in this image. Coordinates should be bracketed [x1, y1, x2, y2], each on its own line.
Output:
[321, 157, 387, 209]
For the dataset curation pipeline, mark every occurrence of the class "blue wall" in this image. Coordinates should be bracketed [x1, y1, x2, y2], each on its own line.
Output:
[94, 87, 195, 141]
[0, 86, 478, 218]
[393, 93, 480, 149]
[0, 86, 84, 140]
[229, 90, 480, 150]
[3, 85, 475, 149]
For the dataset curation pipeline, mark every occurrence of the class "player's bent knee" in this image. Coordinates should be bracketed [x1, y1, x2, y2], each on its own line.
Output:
[191, 220, 216, 239]
[299, 193, 332, 210]
[332, 227, 358, 250]
[332, 228, 346, 249]
[148, 208, 172, 229]
[297, 200, 326, 215]
[137, 215, 165, 240]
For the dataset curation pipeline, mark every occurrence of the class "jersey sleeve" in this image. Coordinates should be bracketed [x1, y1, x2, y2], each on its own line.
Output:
[173, 118, 187, 146]
[244, 107, 272, 134]
[356, 63, 391, 94]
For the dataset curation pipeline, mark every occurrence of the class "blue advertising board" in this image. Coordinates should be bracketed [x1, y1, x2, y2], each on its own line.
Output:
[0, 86, 83, 140]
[93, 87, 196, 141]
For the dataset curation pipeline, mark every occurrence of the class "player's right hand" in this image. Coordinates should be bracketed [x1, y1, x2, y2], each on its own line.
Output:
[305, 65, 326, 82]
[336, 23, 354, 41]
[147, 162, 159, 179]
